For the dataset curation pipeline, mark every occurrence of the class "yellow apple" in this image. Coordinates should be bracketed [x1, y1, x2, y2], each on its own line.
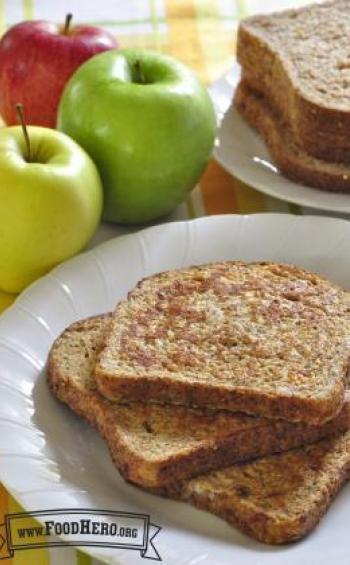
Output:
[0, 124, 103, 293]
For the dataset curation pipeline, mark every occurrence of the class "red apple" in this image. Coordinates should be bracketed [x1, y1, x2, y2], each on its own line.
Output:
[0, 14, 118, 127]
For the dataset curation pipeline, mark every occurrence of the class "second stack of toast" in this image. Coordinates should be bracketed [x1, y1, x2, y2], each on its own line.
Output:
[235, 0, 350, 191]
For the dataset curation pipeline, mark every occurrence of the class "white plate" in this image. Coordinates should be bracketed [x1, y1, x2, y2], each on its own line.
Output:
[209, 66, 350, 214]
[1, 214, 350, 565]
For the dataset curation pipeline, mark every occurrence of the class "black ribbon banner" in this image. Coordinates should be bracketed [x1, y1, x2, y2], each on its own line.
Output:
[0, 508, 162, 561]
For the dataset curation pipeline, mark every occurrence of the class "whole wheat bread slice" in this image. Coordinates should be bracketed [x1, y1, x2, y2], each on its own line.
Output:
[95, 261, 350, 424]
[237, 0, 350, 163]
[235, 81, 350, 191]
[158, 430, 350, 544]
[48, 315, 350, 488]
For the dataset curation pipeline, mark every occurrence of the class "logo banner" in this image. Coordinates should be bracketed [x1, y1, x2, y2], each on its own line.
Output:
[0, 508, 162, 561]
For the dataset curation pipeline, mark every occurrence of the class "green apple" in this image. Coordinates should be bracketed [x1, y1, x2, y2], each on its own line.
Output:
[57, 48, 216, 224]
[0, 121, 103, 293]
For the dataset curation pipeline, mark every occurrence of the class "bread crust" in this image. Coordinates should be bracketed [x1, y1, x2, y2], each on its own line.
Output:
[237, 1, 350, 163]
[235, 82, 350, 192]
[96, 371, 346, 425]
[48, 315, 350, 488]
[154, 431, 350, 544]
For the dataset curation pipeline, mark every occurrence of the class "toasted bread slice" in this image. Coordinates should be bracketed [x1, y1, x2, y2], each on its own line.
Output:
[158, 430, 350, 544]
[95, 262, 350, 424]
[234, 81, 350, 192]
[48, 315, 350, 488]
[237, 0, 350, 163]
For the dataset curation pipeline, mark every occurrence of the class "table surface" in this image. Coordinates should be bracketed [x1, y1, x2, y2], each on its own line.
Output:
[0, 1, 334, 563]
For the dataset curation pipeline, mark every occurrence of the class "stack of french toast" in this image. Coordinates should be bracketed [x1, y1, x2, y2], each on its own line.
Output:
[235, 0, 350, 192]
[48, 261, 350, 544]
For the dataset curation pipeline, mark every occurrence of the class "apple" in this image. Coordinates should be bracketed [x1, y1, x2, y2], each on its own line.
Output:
[57, 48, 216, 224]
[0, 14, 118, 128]
[0, 289, 16, 313]
[0, 105, 103, 293]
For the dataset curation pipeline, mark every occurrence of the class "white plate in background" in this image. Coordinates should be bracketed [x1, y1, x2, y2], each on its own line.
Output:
[209, 66, 350, 214]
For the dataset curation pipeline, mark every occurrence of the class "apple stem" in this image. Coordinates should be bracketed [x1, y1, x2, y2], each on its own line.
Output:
[134, 60, 145, 84]
[63, 13, 73, 35]
[16, 103, 31, 163]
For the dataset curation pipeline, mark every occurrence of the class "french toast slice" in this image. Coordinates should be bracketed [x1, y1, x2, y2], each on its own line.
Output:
[159, 430, 350, 544]
[95, 262, 350, 424]
[234, 81, 350, 191]
[237, 0, 350, 163]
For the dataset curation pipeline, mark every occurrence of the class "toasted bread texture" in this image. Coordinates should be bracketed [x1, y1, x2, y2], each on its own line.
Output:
[95, 262, 350, 424]
[48, 315, 350, 488]
[158, 430, 350, 544]
[237, 0, 350, 163]
[234, 81, 350, 192]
